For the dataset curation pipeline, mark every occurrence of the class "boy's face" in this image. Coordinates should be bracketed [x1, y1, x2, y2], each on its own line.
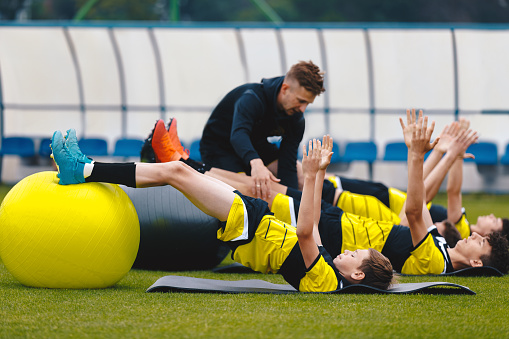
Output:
[472, 214, 503, 236]
[454, 232, 492, 265]
[333, 249, 370, 281]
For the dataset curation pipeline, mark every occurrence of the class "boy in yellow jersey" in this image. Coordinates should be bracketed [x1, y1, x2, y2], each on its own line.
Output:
[270, 110, 509, 275]
[277, 110, 509, 275]
[51, 129, 394, 292]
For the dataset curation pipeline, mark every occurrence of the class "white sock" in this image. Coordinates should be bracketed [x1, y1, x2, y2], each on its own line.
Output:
[336, 175, 342, 191]
[83, 161, 95, 178]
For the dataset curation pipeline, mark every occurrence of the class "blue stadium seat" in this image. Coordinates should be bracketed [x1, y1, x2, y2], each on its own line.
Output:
[113, 138, 144, 157]
[329, 143, 342, 164]
[189, 139, 201, 162]
[465, 142, 498, 165]
[78, 138, 109, 156]
[500, 144, 509, 165]
[39, 138, 52, 157]
[341, 141, 377, 163]
[383, 141, 408, 161]
[0, 137, 35, 157]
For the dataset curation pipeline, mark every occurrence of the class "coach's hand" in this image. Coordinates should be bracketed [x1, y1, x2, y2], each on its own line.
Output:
[250, 158, 280, 200]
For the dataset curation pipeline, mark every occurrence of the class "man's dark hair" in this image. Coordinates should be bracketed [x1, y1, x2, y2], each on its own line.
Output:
[286, 60, 325, 96]
[481, 231, 509, 274]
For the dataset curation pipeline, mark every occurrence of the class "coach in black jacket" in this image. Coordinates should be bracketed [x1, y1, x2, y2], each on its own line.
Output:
[200, 61, 325, 200]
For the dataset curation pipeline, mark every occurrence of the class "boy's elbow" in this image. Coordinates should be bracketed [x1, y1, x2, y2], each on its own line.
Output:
[296, 228, 313, 242]
[405, 206, 422, 220]
[405, 212, 422, 225]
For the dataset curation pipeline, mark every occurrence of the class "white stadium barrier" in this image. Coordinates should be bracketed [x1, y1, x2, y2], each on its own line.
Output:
[1, 22, 509, 192]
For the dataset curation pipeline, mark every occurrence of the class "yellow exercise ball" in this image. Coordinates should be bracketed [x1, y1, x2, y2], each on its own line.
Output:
[0, 171, 140, 288]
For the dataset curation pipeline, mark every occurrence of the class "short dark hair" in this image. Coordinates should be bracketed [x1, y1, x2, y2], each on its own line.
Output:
[358, 248, 394, 290]
[441, 220, 462, 248]
[481, 231, 509, 274]
[286, 60, 325, 96]
[502, 218, 509, 242]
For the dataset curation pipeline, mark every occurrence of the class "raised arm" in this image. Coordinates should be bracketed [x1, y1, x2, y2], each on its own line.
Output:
[423, 122, 459, 202]
[312, 135, 334, 241]
[296, 139, 322, 268]
[447, 119, 477, 223]
[401, 109, 439, 246]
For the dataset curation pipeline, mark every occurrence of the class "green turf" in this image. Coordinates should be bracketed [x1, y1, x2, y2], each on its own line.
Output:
[1, 185, 508, 338]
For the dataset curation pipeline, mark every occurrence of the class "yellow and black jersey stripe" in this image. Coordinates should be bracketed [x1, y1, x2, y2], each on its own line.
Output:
[401, 226, 454, 275]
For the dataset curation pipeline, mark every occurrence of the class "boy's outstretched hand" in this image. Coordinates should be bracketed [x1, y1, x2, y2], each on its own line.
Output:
[400, 108, 421, 148]
[302, 139, 322, 178]
[409, 113, 439, 156]
[319, 135, 334, 171]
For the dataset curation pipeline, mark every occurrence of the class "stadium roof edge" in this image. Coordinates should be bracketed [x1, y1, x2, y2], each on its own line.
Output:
[1, 20, 509, 30]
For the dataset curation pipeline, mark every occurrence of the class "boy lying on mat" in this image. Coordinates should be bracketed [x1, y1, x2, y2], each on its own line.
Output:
[267, 110, 509, 275]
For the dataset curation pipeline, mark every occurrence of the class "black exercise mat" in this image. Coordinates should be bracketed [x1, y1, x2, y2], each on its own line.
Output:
[146, 275, 475, 295]
[434, 266, 503, 277]
[213, 263, 503, 277]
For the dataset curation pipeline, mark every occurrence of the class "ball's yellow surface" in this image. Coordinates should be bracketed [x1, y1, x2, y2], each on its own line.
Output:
[0, 171, 140, 288]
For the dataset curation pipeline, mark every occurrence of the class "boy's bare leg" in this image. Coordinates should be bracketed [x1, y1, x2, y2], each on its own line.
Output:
[205, 167, 287, 207]
[135, 162, 235, 221]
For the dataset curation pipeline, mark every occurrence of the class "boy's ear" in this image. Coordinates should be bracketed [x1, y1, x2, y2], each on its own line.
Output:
[470, 259, 484, 267]
[350, 271, 365, 282]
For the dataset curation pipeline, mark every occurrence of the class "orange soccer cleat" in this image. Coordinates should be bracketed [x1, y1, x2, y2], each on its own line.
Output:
[166, 118, 189, 160]
[151, 119, 181, 162]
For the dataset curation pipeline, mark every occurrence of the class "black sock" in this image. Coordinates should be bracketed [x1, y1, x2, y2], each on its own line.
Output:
[85, 162, 137, 188]
[179, 158, 211, 174]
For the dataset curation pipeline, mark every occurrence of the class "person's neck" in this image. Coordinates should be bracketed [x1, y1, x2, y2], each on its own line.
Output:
[447, 247, 469, 271]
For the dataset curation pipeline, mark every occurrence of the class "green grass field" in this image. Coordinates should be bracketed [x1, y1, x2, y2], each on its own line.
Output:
[1, 185, 509, 338]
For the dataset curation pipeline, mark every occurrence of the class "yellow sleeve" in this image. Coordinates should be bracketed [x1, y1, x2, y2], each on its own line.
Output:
[298, 256, 339, 292]
[455, 214, 471, 239]
[401, 233, 446, 275]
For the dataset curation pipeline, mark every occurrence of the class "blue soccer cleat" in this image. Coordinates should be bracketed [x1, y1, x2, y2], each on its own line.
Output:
[65, 129, 93, 164]
[50, 130, 86, 185]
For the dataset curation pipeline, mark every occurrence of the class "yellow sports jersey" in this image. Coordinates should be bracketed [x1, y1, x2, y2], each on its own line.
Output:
[329, 176, 430, 225]
[339, 213, 395, 253]
[219, 193, 342, 292]
[299, 255, 340, 292]
[271, 193, 394, 254]
[271, 192, 457, 275]
[401, 227, 453, 275]
[336, 190, 402, 224]
[232, 215, 297, 274]
[455, 209, 471, 239]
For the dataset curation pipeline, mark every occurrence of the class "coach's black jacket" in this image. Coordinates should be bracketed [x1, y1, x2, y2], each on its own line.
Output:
[200, 76, 305, 189]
